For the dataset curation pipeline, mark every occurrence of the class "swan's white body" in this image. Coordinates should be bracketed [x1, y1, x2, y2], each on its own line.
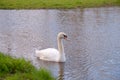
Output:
[35, 32, 67, 62]
[35, 48, 65, 62]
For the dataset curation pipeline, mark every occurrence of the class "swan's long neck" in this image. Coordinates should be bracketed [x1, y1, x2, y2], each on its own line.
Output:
[57, 37, 64, 54]
[57, 34, 66, 62]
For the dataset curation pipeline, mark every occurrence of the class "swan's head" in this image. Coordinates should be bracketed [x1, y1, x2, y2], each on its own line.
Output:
[58, 32, 67, 40]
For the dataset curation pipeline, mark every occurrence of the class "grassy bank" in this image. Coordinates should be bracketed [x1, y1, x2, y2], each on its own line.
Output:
[0, 52, 54, 80]
[0, 0, 119, 9]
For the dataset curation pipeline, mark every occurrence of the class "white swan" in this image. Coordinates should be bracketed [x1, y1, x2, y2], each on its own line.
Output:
[35, 32, 68, 62]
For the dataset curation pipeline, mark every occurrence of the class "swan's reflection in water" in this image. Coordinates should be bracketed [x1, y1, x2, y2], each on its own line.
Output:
[57, 63, 64, 80]
[36, 59, 65, 80]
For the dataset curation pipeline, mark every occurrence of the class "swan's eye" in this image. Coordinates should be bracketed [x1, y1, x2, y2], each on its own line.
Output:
[63, 35, 67, 38]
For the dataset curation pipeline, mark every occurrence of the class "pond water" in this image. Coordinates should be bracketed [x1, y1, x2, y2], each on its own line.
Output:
[0, 7, 120, 80]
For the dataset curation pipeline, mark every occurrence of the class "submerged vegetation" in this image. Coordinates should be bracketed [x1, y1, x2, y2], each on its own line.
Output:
[0, 0, 119, 9]
[0, 52, 54, 80]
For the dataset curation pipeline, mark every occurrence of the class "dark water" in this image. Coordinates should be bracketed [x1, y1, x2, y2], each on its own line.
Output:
[0, 7, 120, 80]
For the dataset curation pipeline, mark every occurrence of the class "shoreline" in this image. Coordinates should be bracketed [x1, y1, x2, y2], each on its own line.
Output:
[0, 0, 119, 9]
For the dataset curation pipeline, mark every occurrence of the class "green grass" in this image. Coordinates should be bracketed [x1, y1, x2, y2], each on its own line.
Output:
[0, 0, 119, 9]
[0, 52, 55, 80]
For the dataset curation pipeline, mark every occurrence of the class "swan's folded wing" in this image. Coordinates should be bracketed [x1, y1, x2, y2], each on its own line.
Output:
[35, 48, 59, 61]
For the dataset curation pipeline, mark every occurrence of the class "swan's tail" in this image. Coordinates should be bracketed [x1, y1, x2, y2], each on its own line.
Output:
[35, 49, 41, 57]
